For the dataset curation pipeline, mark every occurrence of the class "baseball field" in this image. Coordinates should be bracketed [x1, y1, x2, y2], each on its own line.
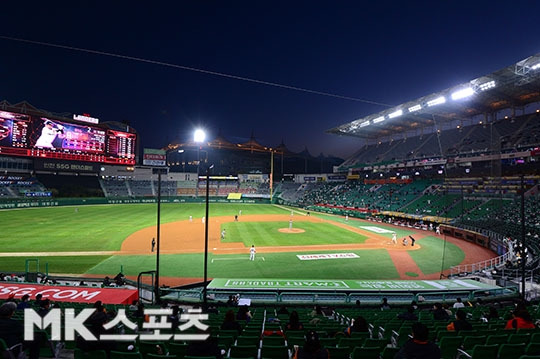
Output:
[0, 203, 496, 286]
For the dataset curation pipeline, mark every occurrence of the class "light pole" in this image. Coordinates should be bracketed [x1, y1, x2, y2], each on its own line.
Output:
[203, 164, 214, 309]
[194, 129, 206, 196]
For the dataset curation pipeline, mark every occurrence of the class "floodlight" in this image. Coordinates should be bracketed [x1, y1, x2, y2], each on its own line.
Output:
[408, 104, 422, 112]
[194, 129, 206, 143]
[451, 87, 474, 100]
[360, 120, 370, 127]
[388, 109, 403, 119]
[532, 63, 540, 70]
[427, 96, 446, 107]
[478, 80, 495, 91]
[372, 116, 385, 123]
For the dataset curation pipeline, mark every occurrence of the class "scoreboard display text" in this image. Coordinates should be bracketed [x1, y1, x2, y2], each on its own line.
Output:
[0, 110, 136, 165]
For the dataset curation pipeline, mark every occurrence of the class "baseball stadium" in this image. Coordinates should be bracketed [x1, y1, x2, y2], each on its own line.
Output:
[1, 54, 540, 358]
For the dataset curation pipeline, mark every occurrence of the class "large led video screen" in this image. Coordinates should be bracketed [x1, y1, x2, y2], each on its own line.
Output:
[0, 110, 136, 165]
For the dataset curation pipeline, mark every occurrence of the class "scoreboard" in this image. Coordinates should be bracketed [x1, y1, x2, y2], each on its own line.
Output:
[0, 110, 136, 165]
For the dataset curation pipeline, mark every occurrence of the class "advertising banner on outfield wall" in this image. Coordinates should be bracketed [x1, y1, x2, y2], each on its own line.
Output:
[0, 283, 138, 304]
[143, 148, 166, 166]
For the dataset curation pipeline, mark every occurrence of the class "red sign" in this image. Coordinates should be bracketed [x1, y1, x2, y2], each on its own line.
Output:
[0, 282, 138, 305]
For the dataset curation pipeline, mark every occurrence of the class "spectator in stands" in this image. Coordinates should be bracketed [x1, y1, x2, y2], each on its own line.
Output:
[398, 306, 418, 321]
[395, 322, 440, 359]
[37, 299, 52, 317]
[309, 305, 324, 325]
[16, 294, 30, 310]
[128, 299, 138, 312]
[380, 297, 391, 310]
[453, 297, 465, 308]
[221, 310, 242, 333]
[484, 306, 499, 322]
[294, 330, 329, 359]
[447, 309, 472, 332]
[33, 293, 43, 308]
[102, 276, 111, 287]
[432, 303, 450, 321]
[345, 316, 368, 336]
[236, 305, 252, 322]
[287, 311, 304, 331]
[277, 305, 289, 315]
[410, 300, 418, 310]
[0, 302, 40, 359]
[226, 295, 238, 306]
[505, 303, 536, 329]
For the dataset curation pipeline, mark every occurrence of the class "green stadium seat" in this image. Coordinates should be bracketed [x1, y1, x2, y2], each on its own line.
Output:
[527, 343, 540, 356]
[486, 334, 508, 345]
[439, 336, 463, 359]
[461, 335, 485, 350]
[456, 344, 498, 359]
[229, 345, 258, 359]
[498, 343, 527, 359]
[326, 346, 351, 359]
[167, 342, 188, 358]
[74, 349, 107, 359]
[260, 344, 288, 359]
[351, 346, 380, 359]
[381, 346, 400, 359]
[110, 351, 143, 359]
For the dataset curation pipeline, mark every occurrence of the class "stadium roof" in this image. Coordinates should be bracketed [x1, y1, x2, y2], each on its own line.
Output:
[327, 53, 540, 140]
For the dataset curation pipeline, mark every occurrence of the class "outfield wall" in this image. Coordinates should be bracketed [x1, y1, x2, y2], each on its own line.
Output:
[0, 196, 271, 209]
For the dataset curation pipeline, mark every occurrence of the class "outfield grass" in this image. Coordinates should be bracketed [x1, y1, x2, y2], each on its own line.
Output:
[222, 222, 367, 246]
[86, 250, 399, 280]
[0, 203, 285, 252]
[0, 256, 111, 274]
[408, 235, 465, 274]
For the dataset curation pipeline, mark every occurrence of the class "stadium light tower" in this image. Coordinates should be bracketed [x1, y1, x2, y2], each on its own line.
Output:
[194, 129, 206, 196]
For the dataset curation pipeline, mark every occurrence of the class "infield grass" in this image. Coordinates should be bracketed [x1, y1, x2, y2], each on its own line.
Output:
[222, 222, 368, 246]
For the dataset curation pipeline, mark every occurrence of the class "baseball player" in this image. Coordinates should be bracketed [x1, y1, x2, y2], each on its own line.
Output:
[249, 245, 256, 261]
[35, 120, 64, 148]
[392, 232, 397, 245]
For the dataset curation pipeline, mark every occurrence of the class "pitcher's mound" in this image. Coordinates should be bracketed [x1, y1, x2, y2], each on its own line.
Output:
[278, 228, 305, 233]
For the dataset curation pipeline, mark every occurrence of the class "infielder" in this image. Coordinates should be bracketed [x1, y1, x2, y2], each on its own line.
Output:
[392, 232, 397, 245]
[249, 245, 256, 261]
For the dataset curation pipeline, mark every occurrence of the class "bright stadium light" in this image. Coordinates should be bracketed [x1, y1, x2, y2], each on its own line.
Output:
[360, 120, 370, 127]
[372, 116, 385, 123]
[532, 63, 540, 70]
[194, 129, 206, 143]
[408, 104, 422, 112]
[451, 87, 475, 100]
[479, 80, 496, 91]
[427, 96, 446, 107]
[388, 109, 403, 119]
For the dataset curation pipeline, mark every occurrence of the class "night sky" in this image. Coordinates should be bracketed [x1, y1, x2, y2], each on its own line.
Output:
[0, 2, 539, 159]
